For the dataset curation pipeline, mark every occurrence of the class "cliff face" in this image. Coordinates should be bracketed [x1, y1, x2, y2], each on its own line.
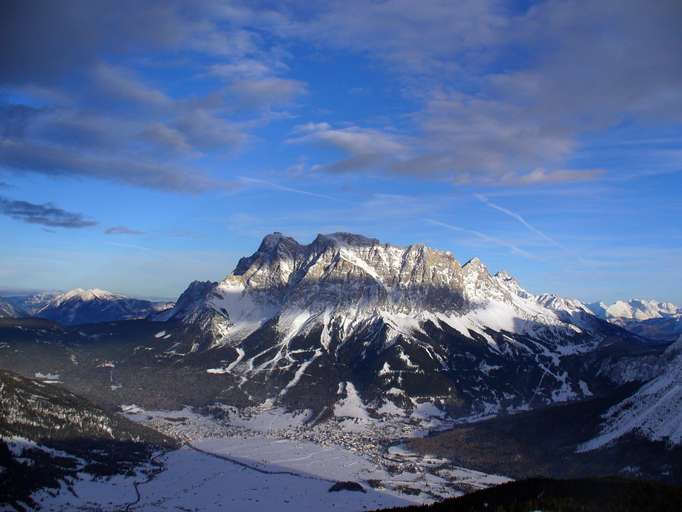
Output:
[163, 232, 591, 342]
[147, 232, 640, 417]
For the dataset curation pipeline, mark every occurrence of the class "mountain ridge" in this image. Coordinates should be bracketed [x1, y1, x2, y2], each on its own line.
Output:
[0, 369, 176, 508]
[1, 288, 174, 326]
[160, 231, 597, 341]
[141, 231, 648, 419]
[587, 299, 682, 342]
[0, 231, 679, 506]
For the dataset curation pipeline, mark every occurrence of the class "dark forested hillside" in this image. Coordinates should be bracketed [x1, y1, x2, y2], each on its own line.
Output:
[406, 385, 682, 485]
[378, 477, 682, 512]
[0, 369, 177, 509]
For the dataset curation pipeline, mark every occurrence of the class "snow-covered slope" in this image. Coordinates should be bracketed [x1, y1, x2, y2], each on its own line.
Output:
[35, 288, 173, 326]
[580, 334, 682, 450]
[587, 299, 682, 341]
[162, 233, 595, 345]
[2, 292, 58, 317]
[589, 299, 679, 322]
[153, 232, 639, 418]
[0, 298, 17, 318]
[0, 369, 175, 507]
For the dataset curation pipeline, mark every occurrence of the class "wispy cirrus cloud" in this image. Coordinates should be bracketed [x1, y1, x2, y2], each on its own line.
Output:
[270, 0, 681, 184]
[238, 176, 341, 202]
[475, 194, 563, 249]
[4, 1, 679, 189]
[105, 226, 144, 235]
[286, 102, 606, 185]
[0, 1, 306, 195]
[426, 218, 533, 259]
[288, 122, 411, 173]
[0, 195, 96, 228]
[0, 138, 238, 193]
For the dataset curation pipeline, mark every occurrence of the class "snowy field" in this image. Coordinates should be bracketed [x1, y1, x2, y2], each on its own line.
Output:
[129, 446, 410, 511]
[123, 405, 510, 501]
[19, 405, 510, 511]
[24, 446, 410, 512]
[193, 437, 388, 483]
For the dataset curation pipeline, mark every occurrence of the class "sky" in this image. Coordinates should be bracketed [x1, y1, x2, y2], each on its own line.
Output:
[1, 0, 681, 303]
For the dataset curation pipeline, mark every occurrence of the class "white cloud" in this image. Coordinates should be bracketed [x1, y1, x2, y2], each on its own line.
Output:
[209, 60, 273, 80]
[90, 63, 171, 110]
[271, 0, 507, 74]
[288, 123, 410, 173]
[228, 77, 307, 108]
[4, 0, 681, 189]
[270, 0, 681, 184]
[507, 168, 605, 186]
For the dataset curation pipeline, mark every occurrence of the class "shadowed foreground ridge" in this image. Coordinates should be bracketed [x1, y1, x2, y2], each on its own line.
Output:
[0, 369, 177, 509]
[378, 477, 682, 512]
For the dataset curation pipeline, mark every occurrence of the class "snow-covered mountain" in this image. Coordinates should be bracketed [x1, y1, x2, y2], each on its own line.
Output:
[588, 299, 680, 322]
[1, 292, 58, 317]
[580, 334, 682, 451]
[587, 299, 682, 341]
[0, 298, 17, 318]
[160, 232, 595, 343]
[33, 288, 173, 326]
[149, 232, 640, 418]
[1, 231, 679, 502]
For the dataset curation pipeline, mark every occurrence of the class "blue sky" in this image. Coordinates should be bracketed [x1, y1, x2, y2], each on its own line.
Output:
[1, 0, 681, 303]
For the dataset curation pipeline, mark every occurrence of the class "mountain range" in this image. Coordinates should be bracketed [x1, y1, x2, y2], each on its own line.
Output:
[1, 232, 681, 507]
[2, 240, 677, 342]
[137, 232, 651, 418]
[0, 288, 173, 326]
[0, 233, 673, 421]
[587, 299, 682, 342]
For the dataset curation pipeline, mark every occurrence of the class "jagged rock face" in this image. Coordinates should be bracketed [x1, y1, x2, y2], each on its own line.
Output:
[233, 232, 306, 291]
[227, 232, 467, 313]
[288, 235, 468, 313]
[161, 232, 490, 350]
[164, 232, 549, 334]
[151, 232, 645, 417]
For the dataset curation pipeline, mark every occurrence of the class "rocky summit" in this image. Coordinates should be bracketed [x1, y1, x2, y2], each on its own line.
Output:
[143, 232, 644, 418]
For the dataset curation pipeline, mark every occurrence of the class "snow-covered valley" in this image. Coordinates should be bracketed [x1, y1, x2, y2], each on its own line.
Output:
[28, 446, 409, 512]
[20, 403, 510, 511]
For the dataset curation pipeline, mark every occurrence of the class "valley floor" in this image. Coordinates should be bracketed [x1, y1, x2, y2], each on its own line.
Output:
[19, 405, 511, 511]
[30, 446, 408, 512]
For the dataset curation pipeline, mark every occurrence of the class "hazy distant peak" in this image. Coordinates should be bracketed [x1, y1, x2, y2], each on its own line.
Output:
[58, 288, 123, 302]
[590, 299, 680, 321]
